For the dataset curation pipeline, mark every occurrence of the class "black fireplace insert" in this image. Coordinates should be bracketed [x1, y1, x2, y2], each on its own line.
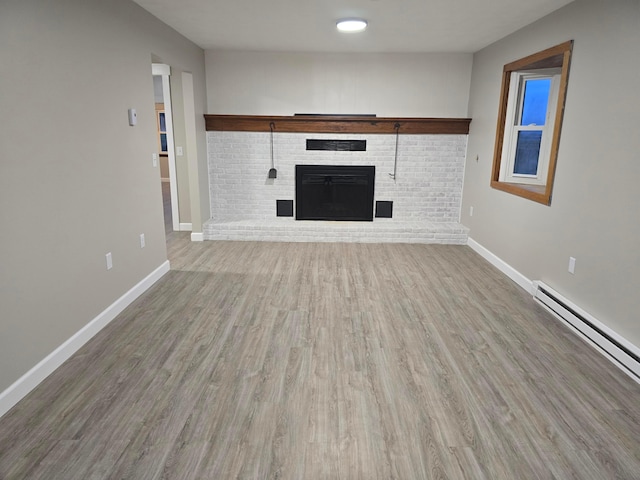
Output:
[295, 165, 375, 221]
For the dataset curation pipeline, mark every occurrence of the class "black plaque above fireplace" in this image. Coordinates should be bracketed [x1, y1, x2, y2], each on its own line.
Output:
[296, 165, 375, 221]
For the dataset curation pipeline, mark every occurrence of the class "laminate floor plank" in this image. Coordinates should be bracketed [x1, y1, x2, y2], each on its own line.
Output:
[1, 235, 639, 479]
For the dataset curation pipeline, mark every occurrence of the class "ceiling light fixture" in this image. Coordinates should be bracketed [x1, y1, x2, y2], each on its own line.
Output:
[336, 18, 368, 33]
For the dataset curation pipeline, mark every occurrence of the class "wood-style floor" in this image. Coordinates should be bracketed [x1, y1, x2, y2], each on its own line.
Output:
[1, 233, 639, 478]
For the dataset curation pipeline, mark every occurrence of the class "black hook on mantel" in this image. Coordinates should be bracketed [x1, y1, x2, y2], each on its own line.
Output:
[268, 122, 277, 179]
[389, 122, 401, 181]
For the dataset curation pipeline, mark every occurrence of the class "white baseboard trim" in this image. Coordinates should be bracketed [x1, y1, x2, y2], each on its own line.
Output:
[0, 260, 171, 419]
[467, 237, 535, 294]
[466, 237, 639, 384]
[191, 232, 204, 242]
[534, 282, 640, 383]
[179, 223, 193, 232]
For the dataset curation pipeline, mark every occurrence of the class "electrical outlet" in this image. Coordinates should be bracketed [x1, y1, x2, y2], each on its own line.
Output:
[152, 153, 158, 167]
[469, 206, 474, 217]
[176, 146, 183, 156]
[140, 233, 145, 248]
[568, 256, 576, 274]
[106, 252, 113, 270]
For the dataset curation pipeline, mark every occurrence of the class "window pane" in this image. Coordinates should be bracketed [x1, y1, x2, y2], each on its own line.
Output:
[513, 130, 542, 175]
[160, 133, 167, 152]
[520, 78, 551, 126]
[159, 112, 166, 132]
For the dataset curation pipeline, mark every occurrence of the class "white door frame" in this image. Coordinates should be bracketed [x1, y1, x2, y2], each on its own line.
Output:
[180, 72, 203, 241]
[152, 63, 179, 232]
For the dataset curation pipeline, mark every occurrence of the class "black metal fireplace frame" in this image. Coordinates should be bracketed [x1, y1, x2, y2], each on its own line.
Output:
[295, 165, 375, 221]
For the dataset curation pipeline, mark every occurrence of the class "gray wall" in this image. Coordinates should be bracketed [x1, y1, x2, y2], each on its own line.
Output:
[153, 76, 165, 103]
[205, 51, 473, 117]
[0, 0, 206, 392]
[462, 0, 640, 346]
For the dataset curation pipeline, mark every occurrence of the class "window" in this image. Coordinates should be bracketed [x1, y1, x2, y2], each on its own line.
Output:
[159, 112, 167, 152]
[155, 103, 167, 153]
[500, 71, 559, 184]
[491, 41, 573, 205]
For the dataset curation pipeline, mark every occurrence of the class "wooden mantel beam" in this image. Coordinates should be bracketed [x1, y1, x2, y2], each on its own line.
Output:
[204, 114, 471, 135]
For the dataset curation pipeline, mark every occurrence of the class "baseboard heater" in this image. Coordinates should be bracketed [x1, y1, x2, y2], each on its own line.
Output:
[534, 282, 640, 382]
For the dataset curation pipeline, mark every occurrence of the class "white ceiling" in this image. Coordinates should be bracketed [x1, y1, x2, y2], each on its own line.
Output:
[133, 0, 574, 53]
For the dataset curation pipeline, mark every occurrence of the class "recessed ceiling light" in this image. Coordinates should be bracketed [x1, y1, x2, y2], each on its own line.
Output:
[336, 18, 368, 33]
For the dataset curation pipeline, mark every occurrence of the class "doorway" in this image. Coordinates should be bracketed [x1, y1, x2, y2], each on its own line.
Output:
[152, 63, 179, 233]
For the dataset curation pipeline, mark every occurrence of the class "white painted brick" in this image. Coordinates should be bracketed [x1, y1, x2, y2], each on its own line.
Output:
[207, 131, 468, 241]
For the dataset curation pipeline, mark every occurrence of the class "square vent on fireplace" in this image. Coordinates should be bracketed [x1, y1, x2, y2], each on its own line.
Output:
[276, 200, 294, 217]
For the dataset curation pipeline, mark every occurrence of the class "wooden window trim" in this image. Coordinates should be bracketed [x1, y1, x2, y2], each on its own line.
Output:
[490, 40, 573, 205]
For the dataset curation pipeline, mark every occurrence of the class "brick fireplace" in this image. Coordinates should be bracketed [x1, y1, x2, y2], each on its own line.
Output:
[204, 116, 469, 243]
